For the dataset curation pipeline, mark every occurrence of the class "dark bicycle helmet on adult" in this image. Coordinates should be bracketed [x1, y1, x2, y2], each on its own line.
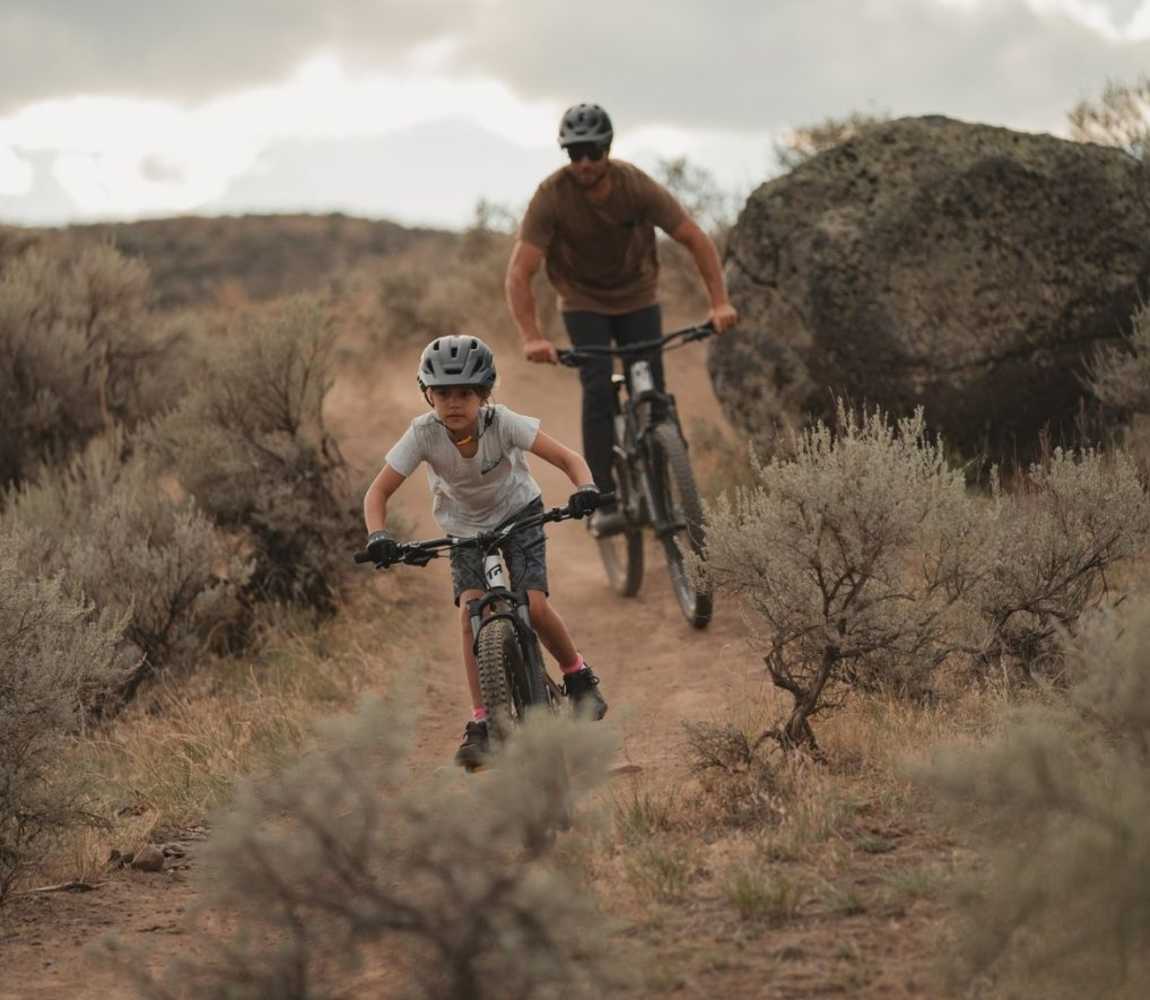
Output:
[417, 335, 497, 389]
[558, 103, 614, 148]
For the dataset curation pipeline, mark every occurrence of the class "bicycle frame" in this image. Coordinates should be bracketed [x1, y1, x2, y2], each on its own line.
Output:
[557, 324, 715, 626]
[561, 325, 711, 536]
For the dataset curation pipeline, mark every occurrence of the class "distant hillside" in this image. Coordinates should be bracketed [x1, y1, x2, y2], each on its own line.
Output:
[0, 213, 455, 310]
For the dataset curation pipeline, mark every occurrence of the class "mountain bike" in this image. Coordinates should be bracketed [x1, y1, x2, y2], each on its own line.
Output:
[558, 323, 714, 629]
[353, 497, 605, 756]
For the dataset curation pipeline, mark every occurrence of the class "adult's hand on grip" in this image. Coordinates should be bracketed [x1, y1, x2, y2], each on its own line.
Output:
[710, 302, 738, 334]
[523, 337, 559, 364]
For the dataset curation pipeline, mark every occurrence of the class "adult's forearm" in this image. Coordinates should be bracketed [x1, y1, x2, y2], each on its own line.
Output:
[505, 270, 541, 340]
[690, 233, 731, 307]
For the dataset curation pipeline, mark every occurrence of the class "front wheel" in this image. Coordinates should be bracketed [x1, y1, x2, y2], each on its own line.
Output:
[476, 617, 530, 743]
[594, 443, 644, 598]
[647, 422, 713, 628]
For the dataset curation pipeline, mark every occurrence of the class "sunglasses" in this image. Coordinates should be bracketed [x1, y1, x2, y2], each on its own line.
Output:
[566, 143, 607, 163]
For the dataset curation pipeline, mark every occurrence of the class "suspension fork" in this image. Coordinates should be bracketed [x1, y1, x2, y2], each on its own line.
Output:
[467, 580, 552, 707]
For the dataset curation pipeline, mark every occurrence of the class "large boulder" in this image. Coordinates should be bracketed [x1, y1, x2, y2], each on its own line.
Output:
[711, 115, 1150, 463]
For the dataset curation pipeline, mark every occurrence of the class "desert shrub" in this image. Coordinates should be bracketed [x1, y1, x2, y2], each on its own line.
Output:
[680, 720, 786, 828]
[1068, 75, 1150, 161]
[0, 555, 127, 902]
[1, 430, 249, 704]
[1086, 300, 1150, 414]
[653, 156, 736, 235]
[110, 701, 622, 1000]
[0, 243, 162, 489]
[702, 403, 985, 750]
[972, 446, 1150, 683]
[923, 599, 1150, 997]
[145, 295, 357, 612]
[363, 220, 564, 354]
[773, 111, 891, 171]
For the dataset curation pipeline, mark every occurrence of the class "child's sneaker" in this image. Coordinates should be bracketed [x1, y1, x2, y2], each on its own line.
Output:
[563, 666, 608, 720]
[454, 719, 490, 770]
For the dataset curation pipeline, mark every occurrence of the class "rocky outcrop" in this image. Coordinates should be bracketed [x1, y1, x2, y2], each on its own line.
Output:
[711, 116, 1150, 462]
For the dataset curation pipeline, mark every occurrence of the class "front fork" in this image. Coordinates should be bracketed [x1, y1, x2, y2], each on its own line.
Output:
[623, 361, 685, 538]
[466, 556, 557, 707]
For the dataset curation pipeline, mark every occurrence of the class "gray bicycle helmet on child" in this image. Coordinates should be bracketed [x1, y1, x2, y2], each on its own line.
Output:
[417, 335, 497, 389]
[558, 103, 614, 148]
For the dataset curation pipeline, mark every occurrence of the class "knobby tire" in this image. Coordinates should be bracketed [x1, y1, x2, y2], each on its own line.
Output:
[595, 443, 644, 597]
[476, 617, 527, 743]
[649, 422, 713, 628]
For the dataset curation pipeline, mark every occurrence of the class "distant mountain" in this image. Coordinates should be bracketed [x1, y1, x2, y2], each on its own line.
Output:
[0, 212, 455, 309]
[206, 117, 557, 228]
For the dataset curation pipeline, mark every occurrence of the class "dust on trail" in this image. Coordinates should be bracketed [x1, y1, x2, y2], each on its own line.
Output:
[0, 327, 755, 999]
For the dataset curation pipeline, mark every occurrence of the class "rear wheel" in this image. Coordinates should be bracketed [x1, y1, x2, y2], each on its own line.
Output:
[595, 444, 645, 597]
[647, 422, 713, 628]
[476, 617, 530, 743]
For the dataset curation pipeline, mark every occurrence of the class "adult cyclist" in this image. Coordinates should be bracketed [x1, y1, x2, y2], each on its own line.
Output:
[504, 102, 738, 533]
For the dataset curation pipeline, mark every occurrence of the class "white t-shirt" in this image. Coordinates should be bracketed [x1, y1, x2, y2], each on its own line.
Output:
[385, 404, 543, 535]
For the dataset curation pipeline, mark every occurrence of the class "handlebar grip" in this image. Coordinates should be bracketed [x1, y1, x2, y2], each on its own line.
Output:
[353, 550, 372, 564]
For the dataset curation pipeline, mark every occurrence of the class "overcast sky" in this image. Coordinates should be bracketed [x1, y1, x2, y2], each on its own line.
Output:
[2, 0, 1150, 229]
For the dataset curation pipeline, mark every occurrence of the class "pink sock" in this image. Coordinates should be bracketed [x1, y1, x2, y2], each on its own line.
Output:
[561, 654, 585, 676]
[472, 706, 488, 722]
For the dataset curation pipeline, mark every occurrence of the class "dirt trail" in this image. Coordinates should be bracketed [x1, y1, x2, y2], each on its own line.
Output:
[0, 330, 757, 999]
[329, 331, 754, 772]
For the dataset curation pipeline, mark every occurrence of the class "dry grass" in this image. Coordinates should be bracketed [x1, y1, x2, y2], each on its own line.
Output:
[561, 679, 1002, 996]
[37, 597, 400, 889]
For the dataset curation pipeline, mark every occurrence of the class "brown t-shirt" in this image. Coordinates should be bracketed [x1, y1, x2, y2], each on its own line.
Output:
[519, 159, 687, 314]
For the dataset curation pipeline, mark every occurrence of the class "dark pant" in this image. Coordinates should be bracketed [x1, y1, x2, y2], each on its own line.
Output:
[562, 305, 665, 494]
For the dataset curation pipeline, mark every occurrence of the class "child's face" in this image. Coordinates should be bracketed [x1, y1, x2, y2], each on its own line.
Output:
[428, 385, 485, 434]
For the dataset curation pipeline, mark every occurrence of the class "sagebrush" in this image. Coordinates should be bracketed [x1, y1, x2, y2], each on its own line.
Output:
[923, 599, 1150, 998]
[0, 555, 127, 901]
[702, 403, 984, 749]
[1, 430, 249, 706]
[0, 244, 161, 489]
[108, 698, 622, 1000]
[145, 295, 357, 612]
[702, 401, 1150, 748]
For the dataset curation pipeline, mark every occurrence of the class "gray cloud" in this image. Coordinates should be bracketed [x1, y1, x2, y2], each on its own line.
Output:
[3, 1, 1149, 135]
[0, 0, 472, 112]
[450, 0, 1150, 135]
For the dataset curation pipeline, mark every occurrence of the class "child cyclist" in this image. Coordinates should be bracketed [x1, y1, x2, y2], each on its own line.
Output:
[363, 334, 609, 769]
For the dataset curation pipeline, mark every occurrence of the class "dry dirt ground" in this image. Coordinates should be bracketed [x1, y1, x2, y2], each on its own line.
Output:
[0, 321, 966, 999]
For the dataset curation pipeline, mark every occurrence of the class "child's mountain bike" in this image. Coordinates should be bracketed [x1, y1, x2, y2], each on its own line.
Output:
[353, 497, 605, 757]
[559, 323, 714, 629]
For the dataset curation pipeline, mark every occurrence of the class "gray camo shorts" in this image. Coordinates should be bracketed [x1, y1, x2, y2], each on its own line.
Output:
[449, 496, 549, 604]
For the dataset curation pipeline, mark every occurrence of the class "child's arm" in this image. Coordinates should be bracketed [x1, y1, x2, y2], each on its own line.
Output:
[529, 431, 595, 490]
[363, 464, 407, 534]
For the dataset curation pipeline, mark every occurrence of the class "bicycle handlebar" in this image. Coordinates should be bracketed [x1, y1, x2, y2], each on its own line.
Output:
[353, 492, 616, 568]
[557, 322, 714, 368]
